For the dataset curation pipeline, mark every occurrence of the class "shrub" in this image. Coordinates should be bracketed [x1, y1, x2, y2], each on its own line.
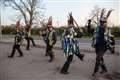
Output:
[2, 27, 16, 34]
[111, 27, 120, 37]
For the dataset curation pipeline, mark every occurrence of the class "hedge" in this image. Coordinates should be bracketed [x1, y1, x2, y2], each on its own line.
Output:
[1, 26, 120, 38]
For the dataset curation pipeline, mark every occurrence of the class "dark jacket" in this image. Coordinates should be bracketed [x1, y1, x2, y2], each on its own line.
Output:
[46, 29, 57, 46]
[96, 26, 106, 46]
[14, 31, 23, 45]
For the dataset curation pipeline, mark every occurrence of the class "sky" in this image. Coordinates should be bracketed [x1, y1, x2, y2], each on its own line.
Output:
[1, 0, 120, 27]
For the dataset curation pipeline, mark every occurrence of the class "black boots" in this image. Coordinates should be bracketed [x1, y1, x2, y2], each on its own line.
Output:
[8, 45, 23, 58]
[49, 54, 55, 62]
[100, 64, 108, 74]
[79, 54, 84, 61]
[75, 53, 84, 61]
[60, 61, 70, 74]
[92, 61, 107, 77]
[60, 55, 73, 74]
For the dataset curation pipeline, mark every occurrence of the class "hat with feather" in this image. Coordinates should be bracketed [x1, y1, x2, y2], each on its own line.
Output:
[16, 20, 21, 31]
[47, 16, 53, 27]
[100, 8, 113, 23]
[68, 12, 74, 26]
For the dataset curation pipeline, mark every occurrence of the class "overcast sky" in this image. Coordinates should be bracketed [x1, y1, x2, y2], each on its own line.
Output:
[1, 0, 120, 26]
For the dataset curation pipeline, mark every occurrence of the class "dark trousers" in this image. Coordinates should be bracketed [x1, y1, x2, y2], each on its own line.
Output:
[10, 44, 23, 57]
[61, 52, 83, 73]
[108, 46, 115, 54]
[45, 44, 49, 56]
[26, 37, 35, 50]
[46, 44, 54, 61]
[93, 46, 107, 73]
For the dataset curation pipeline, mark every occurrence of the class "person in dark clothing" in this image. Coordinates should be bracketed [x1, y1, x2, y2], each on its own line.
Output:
[25, 25, 35, 50]
[92, 9, 113, 76]
[60, 13, 84, 74]
[92, 20, 108, 76]
[87, 19, 92, 34]
[45, 16, 57, 62]
[8, 21, 23, 58]
[41, 28, 49, 56]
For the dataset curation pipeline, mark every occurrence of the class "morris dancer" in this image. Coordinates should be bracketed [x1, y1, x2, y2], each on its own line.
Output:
[8, 21, 23, 58]
[60, 13, 84, 74]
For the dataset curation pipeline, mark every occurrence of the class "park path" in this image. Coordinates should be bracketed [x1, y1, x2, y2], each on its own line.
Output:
[0, 43, 120, 80]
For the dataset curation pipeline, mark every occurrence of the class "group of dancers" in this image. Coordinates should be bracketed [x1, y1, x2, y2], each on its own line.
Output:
[8, 10, 115, 77]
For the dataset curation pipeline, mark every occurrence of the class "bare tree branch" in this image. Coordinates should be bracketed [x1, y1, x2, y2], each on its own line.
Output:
[20, 0, 31, 13]
[12, 0, 28, 25]
[3, 0, 45, 28]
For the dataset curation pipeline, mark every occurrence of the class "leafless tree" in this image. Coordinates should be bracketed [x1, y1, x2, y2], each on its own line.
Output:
[2, 0, 45, 28]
